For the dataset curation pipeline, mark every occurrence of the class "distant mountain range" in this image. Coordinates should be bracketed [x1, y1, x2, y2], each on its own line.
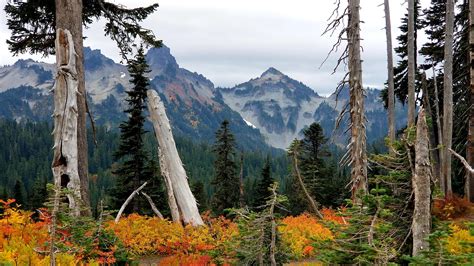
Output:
[0, 46, 407, 150]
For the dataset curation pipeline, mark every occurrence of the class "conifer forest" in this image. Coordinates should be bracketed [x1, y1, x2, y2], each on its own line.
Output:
[0, 0, 473, 265]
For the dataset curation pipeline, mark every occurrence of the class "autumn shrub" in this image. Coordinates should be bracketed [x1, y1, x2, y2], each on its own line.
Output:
[432, 195, 472, 220]
[279, 213, 333, 259]
[107, 213, 239, 261]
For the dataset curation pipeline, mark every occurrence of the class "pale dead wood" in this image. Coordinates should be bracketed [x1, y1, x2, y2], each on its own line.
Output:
[412, 109, 431, 255]
[115, 182, 147, 223]
[449, 148, 474, 174]
[384, 0, 396, 144]
[407, 0, 416, 126]
[141, 191, 164, 219]
[147, 90, 204, 226]
[51, 28, 82, 217]
[467, 0, 474, 202]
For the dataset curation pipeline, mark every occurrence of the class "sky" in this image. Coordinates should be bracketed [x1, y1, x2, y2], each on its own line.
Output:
[0, 0, 430, 96]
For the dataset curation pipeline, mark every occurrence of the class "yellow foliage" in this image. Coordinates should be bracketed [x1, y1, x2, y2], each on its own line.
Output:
[445, 224, 474, 255]
[279, 213, 333, 259]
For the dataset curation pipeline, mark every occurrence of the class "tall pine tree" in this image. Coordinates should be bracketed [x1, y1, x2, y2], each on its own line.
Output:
[211, 120, 239, 215]
[112, 47, 162, 214]
[253, 157, 275, 209]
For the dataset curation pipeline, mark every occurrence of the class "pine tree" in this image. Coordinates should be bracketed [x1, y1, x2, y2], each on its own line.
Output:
[191, 180, 207, 213]
[29, 177, 48, 211]
[420, 0, 446, 69]
[13, 179, 25, 208]
[253, 157, 275, 209]
[211, 120, 239, 215]
[112, 47, 157, 214]
[392, 0, 423, 105]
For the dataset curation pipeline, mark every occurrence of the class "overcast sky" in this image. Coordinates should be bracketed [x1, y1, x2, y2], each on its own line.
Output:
[0, 0, 430, 95]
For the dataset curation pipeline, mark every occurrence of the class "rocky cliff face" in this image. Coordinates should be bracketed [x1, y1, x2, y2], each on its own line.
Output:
[219, 68, 408, 149]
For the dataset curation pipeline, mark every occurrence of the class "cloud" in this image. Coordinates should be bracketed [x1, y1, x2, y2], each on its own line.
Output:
[0, 0, 431, 94]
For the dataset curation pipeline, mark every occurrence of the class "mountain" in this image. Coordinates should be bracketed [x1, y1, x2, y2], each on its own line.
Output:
[219, 68, 408, 149]
[0, 46, 406, 151]
[0, 46, 269, 152]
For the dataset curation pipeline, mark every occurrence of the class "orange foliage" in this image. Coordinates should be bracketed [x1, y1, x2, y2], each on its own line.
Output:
[107, 213, 238, 260]
[279, 213, 334, 259]
[321, 208, 347, 225]
[158, 254, 213, 266]
[432, 196, 472, 220]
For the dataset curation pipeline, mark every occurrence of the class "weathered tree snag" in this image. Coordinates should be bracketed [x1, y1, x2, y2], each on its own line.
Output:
[51, 28, 82, 217]
[348, 0, 368, 202]
[141, 192, 164, 219]
[147, 89, 204, 226]
[269, 184, 278, 266]
[115, 182, 147, 223]
[407, 0, 416, 126]
[160, 158, 181, 222]
[467, 0, 474, 202]
[450, 148, 474, 174]
[443, 0, 455, 198]
[55, 0, 90, 215]
[412, 109, 431, 256]
[384, 0, 396, 144]
[421, 73, 440, 185]
[433, 63, 445, 192]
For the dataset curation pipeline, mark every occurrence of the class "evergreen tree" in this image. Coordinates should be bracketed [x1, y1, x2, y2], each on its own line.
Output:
[112, 47, 158, 214]
[13, 179, 25, 208]
[386, 0, 423, 106]
[191, 180, 207, 213]
[420, 0, 446, 69]
[29, 177, 48, 211]
[211, 120, 239, 215]
[253, 157, 275, 209]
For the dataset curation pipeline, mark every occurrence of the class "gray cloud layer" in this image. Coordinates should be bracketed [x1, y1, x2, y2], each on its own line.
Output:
[0, 0, 429, 95]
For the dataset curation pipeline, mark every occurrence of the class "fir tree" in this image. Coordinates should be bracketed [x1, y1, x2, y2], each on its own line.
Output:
[13, 179, 25, 208]
[211, 120, 239, 215]
[253, 157, 275, 209]
[419, 0, 446, 69]
[29, 177, 48, 211]
[112, 47, 159, 214]
[191, 180, 208, 213]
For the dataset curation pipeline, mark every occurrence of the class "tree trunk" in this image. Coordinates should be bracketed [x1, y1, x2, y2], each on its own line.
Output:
[147, 89, 204, 226]
[55, 0, 90, 215]
[115, 182, 147, 223]
[407, 0, 416, 126]
[51, 28, 82, 217]
[384, 0, 396, 144]
[159, 149, 181, 222]
[467, 0, 474, 202]
[348, 0, 368, 201]
[412, 108, 431, 256]
[443, 0, 454, 198]
[421, 73, 440, 185]
[433, 64, 445, 193]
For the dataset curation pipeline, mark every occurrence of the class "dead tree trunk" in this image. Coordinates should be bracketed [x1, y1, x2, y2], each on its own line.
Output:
[407, 0, 416, 126]
[421, 73, 440, 185]
[412, 109, 431, 256]
[467, 0, 474, 202]
[384, 0, 396, 144]
[433, 64, 445, 193]
[51, 28, 82, 217]
[115, 182, 147, 223]
[443, 0, 455, 198]
[55, 0, 90, 215]
[147, 89, 204, 226]
[348, 0, 368, 201]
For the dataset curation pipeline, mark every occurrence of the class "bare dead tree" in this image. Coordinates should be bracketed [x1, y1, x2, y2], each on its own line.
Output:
[147, 89, 204, 226]
[323, 0, 367, 202]
[467, 0, 474, 202]
[51, 28, 82, 217]
[412, 109, 431, 256]
[384, 0, 396, 144]
[239, 152, 245, 208]
[407, 0, 416, 126]
[115, 182, 148, 223]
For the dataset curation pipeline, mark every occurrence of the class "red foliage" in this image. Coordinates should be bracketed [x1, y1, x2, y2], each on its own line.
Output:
[432, 195, 473, 220]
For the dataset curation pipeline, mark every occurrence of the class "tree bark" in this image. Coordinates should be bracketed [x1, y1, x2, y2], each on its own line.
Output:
[467, 0, 474, 202]
[384, 0, 396, 144]
[141, 192, 164, 219]
[51, 28, 82, 217]
[348, 0, 368, 201]
[147, 89, 204, 226]
[55, 0, 90, 215]
[421, 73, 440, 185]
[407, 0, 416, 126]
[433, 64, 445, 193]
[412, 109, 431, 256]
[443, 0, 455, 198]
